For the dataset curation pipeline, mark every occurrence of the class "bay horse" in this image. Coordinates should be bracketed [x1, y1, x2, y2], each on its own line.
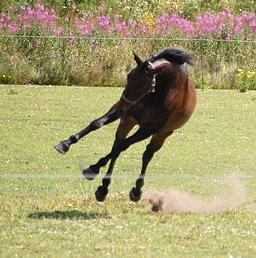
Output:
[54, 48, 197, 202]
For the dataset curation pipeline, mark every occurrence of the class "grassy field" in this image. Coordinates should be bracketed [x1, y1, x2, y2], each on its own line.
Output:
[0, 85, 256, 257]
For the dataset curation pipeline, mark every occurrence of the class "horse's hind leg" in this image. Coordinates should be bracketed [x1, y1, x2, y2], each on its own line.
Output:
[85, 124, 159, 201]
[54, 103, 120, 154]
[83, 116, 136, 182]
[129, 132, 172, 202]
[95, 123, 158, 202]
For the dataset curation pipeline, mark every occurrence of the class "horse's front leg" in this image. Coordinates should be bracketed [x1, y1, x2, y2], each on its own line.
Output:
[54, 103, 121, 154]
[83, 116, 136, 181]
[129, 132, 172, 202]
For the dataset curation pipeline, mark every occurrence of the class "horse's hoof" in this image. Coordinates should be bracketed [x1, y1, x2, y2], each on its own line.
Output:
[129, 187, 142, 202]
[95, 186, 108, 202]
[54, 141, 70, 154]
[82, 166, 99, 180]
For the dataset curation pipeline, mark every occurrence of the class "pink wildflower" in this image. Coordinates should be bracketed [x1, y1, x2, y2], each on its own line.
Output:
[8, 23, 19, 32]
[53, 27, 63, 36]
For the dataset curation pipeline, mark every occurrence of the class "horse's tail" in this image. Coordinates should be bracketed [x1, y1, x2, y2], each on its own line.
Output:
[148, 48, 195, 66]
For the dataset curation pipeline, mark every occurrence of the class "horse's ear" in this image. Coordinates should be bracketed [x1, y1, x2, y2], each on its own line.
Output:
[133, 51, 143, 66]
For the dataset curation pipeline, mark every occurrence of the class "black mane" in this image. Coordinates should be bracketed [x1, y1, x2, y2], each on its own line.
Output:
[148, 48, 195, 66]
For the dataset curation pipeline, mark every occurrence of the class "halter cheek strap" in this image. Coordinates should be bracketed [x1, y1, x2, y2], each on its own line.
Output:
[147, 61, 156, 93]
[150, 75, 156, 92]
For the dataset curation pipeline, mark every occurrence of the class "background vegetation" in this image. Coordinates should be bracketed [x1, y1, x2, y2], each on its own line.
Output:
[0, 1, 255, 89]
[1, 0, 256, 16]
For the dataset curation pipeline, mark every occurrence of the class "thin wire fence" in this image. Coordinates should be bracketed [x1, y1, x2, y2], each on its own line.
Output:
[1, 36, 255, 184]
[0, 35, 255, 89]
[1, 173, 256, 181]
[0, 35, 255, 43]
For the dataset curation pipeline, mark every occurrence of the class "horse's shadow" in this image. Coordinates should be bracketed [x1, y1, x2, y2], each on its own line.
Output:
[28, 210, 109, 220]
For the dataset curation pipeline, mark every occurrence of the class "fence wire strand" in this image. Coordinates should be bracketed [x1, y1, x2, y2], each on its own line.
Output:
[0, 35, 255, 88]
[1, 173, 256, 182]
[0, 35, 255, 43]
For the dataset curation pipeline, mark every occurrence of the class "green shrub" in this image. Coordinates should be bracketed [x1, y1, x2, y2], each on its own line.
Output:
[0, 1, 255, 89]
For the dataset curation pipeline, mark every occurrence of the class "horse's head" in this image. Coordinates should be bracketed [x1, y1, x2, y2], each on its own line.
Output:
[117, 52, 164, 111]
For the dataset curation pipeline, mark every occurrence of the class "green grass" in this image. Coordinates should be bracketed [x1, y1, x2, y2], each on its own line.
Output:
[0, 85, 256, 257]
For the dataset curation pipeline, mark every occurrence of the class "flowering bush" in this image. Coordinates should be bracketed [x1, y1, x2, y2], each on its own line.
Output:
[0, 3, 255, 89]
[236, 68, 256, 91]
[0, 4, 255, 39]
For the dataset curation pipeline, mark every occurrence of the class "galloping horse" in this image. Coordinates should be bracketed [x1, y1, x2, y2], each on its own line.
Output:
[54, 48, 197, 202]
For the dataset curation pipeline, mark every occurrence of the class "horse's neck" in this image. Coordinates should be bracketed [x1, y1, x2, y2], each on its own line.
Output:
[156, 65, 180, 92]
[155, 64, 190, 106]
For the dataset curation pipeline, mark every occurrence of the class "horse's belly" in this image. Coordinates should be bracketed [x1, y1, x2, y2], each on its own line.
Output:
[128, 108, 165, 127]
[165, 108, 193, 130]
[128, 86, 196, 130]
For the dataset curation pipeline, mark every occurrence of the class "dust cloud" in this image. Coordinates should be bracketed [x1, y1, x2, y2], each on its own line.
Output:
[144, 176, 246, 214]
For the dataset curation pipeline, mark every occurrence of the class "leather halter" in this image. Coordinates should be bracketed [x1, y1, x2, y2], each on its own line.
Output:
[120, 61, 156, 107]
